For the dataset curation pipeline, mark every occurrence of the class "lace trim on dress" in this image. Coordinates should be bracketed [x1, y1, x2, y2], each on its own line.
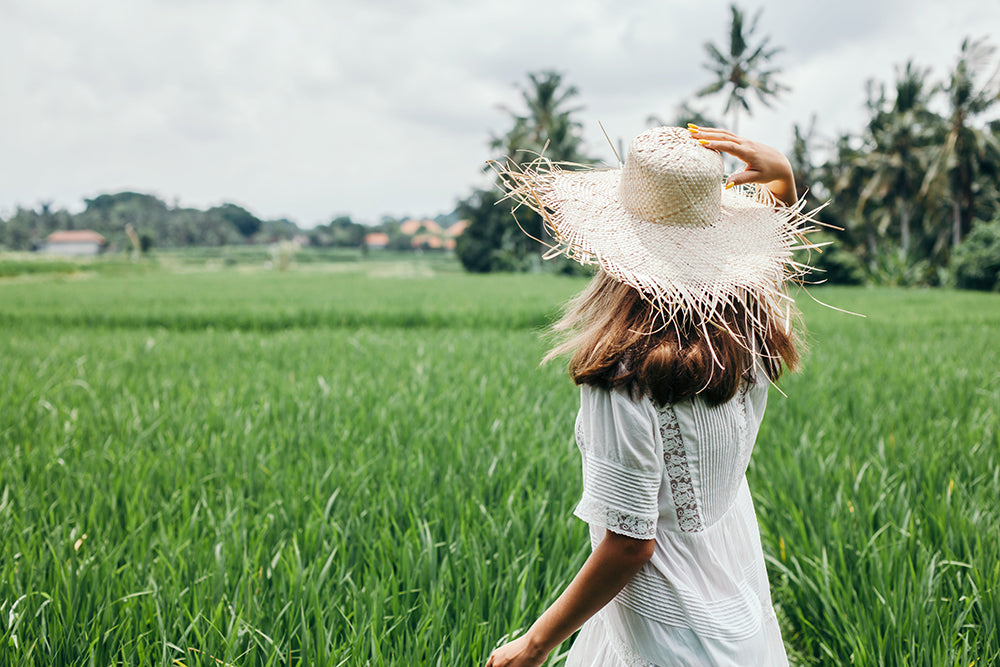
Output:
[575, 414, 586, 449]
[575, 497, 658, 540]
[737, 382, 749, 449]
[658, 404, 704, 533]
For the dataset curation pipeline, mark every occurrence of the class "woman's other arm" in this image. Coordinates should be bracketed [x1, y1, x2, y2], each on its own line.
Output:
[485, 531, 654, 667]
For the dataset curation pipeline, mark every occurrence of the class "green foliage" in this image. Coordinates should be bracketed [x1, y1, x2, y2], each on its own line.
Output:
[759, 287, 1000, 665]
[951, 217, 1000, 291]
[647, 101, 721, 131]
[0, 193, 296, 252]
[1, 271, 999, 665]
[457, 70, 592, 274]
[209, 202, 262, 239]
[1, 203, 75, 250]
[804, 39, 1000, 283]
[308, 215, 366, 248]
[0, 257, 80, 277]
[866, 249, 938, 287]
[697, 3, 787, 132]
[0, 262, 577, 331]
[455, 189, 540, 273]
[799, 233, 866, 286]
[0, 254, 150, 279]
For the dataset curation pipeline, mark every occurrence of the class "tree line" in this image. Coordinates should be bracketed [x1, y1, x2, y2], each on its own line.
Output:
[0, 192, 284, 252]
[0, 192, 455, 254]
[457, 6, 1000, 291]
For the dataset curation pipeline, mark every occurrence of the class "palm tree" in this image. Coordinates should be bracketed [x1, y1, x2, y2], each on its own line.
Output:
[491, 70, 588, 165]
[789, 115, 820, 206]
[922, 37, 1000, 249]
[696, 4, 788, 135]
[458, 71, 591, 273]
[826, 132, 879, 266]
[647, 100, 720, 132]
[855, 63, 940, 258]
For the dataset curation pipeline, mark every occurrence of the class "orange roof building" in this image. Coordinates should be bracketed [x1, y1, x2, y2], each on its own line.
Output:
[447, 220, 469, 237]
[400, 218, 443, 235]
[364, 232, 390, 249]
[411, 234, 443, 249]
[42, 230, 107, 256]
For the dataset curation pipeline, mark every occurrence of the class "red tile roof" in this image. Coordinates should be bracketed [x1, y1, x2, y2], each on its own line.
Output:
[46, 230, 106, 244]
[400, 218, 442, 235]
[364, 232, 389, 247]
[447, 220, 469, 237]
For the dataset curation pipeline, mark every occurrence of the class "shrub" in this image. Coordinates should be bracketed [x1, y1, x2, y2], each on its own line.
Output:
[797, 233, 866, 286]
[952, 218, 1000, 292]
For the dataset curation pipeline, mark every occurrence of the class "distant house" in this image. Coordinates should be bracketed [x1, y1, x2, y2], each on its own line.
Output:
[396, 218, 467, 251]
[42, 230, 107, 256]
[364, 232, 389, 249]
[446, 220, 469, 238]
[411, 233, 444, 250]
[400, 218, 442, 236]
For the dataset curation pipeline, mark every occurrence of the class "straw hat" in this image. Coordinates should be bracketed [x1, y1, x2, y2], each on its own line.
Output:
[494, 126, 823, 337]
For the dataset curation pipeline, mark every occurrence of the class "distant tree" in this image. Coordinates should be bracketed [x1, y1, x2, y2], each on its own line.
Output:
[696, 4, 788, 134]
[309, 215, 365, 248]
[329, 215, 366, 247]
[258, 217, 300, 242]
[458, 70, 592, 273]
[855, 63, 941, 258]
[951, 214, 1000, 291]
[825, 133, 880, 266]
[455, 188, 530, 273]
[210, 203, 261, 240]
[80, 192, 172, 248]
[492, 70, 589, 165]
[3, 204, 75, 250]
[4, 192, 297, 250]
[922, 37, 1000, 249]
[647, 101, 721, 132]
[789, 115, 820, 206]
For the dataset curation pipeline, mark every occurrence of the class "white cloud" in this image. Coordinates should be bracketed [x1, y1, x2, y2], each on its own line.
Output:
[1, 0, 998, 225]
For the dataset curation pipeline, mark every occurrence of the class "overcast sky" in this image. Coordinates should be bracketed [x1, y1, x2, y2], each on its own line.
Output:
[2, 0, 998, 227]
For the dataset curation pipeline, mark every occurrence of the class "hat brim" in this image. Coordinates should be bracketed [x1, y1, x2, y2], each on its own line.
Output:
[523, 165, 816, 325]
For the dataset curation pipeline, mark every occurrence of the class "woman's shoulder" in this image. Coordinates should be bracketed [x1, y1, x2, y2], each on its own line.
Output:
[580, 382, 659, 424]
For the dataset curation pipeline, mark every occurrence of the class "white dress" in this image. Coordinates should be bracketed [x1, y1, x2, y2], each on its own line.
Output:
[564, 377, 788, 667]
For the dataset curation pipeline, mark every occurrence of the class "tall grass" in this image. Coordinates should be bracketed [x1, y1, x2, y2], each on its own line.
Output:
[0, 267, 580, 331]
[1, 265, 997, 665]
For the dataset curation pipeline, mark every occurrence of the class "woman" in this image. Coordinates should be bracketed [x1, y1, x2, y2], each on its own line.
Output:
[486, 126, 820, 666]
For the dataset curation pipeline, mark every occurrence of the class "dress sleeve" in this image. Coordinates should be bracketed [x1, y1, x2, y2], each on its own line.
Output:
[574, 386, 661, 540]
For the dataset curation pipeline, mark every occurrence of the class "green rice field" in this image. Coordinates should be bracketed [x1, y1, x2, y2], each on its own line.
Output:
[1, 256, 998, 666]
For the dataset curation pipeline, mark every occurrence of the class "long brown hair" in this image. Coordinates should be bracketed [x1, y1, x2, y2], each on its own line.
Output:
[544, 271, 801, 406]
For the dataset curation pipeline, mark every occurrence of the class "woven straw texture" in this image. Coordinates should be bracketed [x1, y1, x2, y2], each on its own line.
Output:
[495, 126, 822, 334]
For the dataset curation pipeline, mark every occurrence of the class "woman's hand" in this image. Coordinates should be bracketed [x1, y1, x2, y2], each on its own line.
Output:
[484, 531, 652, 667]
[688, 125, 798, 206]
[485, 633, 549, 667]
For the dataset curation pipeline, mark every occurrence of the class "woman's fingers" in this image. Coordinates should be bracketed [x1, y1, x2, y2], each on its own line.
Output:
[726, 170, 761, 188]
[686, 124, 797, 203]
[696, 139, 743, 156]
[687, 125, 736, 140]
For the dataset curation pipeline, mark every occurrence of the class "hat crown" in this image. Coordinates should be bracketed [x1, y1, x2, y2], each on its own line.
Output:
[617, 127, 723, 226]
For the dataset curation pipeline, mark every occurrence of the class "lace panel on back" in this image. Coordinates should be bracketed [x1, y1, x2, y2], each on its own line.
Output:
[658, 404, 703, 533]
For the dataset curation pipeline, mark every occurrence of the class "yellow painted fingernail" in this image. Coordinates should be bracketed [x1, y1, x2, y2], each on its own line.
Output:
[697, 139, 709, 145]
[687, 123, 700, 129]
[725, 181, 735, 189]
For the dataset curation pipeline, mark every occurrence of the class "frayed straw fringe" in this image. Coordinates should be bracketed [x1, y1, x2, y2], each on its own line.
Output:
[490, 154, 839, 367]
